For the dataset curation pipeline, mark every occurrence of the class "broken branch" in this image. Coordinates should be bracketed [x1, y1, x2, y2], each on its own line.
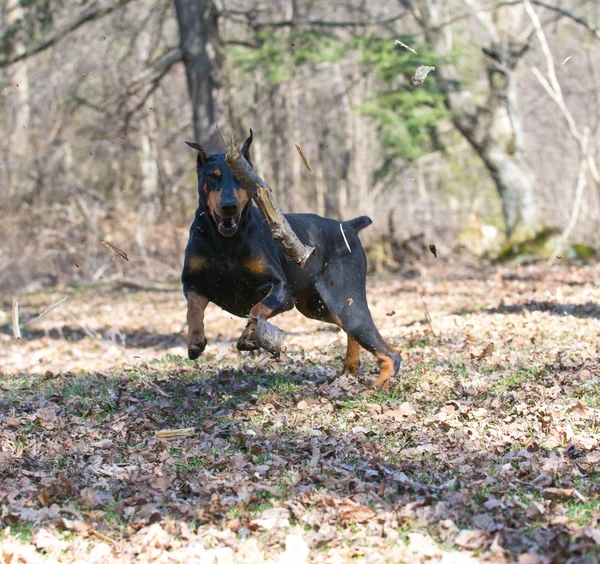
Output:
[248, 314, 286, 357]
[11, 299, 21, 339]
[155, 428, 195, 440]
[224, 133, 315, 267]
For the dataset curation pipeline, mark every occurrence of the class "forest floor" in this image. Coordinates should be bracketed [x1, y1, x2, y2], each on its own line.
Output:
[1, 263, 600, 563]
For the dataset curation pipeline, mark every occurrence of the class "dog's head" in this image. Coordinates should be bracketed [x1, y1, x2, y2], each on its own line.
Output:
[186, 131, 253, 238]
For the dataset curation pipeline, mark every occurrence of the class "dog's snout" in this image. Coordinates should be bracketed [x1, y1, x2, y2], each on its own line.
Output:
[220, 198, 238, 217]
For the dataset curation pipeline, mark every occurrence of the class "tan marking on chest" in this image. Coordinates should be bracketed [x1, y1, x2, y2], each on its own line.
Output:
[243, 256, 267, 276]
[187, 255, 207, 272]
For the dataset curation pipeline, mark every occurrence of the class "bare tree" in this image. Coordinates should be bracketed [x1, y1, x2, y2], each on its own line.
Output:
[399, 0, 599, 239]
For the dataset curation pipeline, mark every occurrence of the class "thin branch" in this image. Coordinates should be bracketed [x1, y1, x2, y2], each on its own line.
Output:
[435, 0, 600, 40]
[20, 297, 69, 328]
[254, 14, 405, 29]
[0, 0, 135, 68]
[525, 0, 600, 186]
[11, 299, 21, 339]
[549, 128, 589, 266]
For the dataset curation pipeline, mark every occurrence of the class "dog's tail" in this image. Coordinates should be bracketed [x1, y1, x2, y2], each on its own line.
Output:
[346, 215, 373, 232]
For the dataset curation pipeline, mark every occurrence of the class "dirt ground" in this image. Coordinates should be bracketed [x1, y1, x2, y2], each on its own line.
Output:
[1, 263, 600, 563]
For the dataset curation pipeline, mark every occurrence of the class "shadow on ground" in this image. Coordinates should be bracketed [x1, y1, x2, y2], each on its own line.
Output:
[1, 351, 599, 562]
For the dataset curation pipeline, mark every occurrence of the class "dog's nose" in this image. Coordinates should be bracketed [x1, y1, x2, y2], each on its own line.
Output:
[220, 199, 238, 217]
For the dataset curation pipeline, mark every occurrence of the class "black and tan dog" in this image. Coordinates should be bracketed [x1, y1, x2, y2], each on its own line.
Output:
[181, 131, 401, 389]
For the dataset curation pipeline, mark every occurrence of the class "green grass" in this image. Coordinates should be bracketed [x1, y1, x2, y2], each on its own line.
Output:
[0, 522, 36, 543]
[62, 378, 118, 418]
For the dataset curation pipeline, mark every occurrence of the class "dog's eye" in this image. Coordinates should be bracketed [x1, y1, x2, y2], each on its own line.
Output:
[208, 170, 221, 179]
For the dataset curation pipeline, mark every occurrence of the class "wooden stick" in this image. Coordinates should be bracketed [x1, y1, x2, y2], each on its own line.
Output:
[419, 292, 436, 337]
[224, 133, 315, 267]
[155, 428, 195, 440]
[249, 314, 286, 357]
[20, 296, 69, 328]
[11, 299, 21, 339]
[140, 375, 171, 398]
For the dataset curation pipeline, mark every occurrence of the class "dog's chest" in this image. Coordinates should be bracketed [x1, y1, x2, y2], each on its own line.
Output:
[200, 254, 272, 315]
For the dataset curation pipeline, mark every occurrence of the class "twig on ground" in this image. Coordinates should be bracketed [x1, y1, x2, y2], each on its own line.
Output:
[155, 428, 195, 440]
[419, 292, 436, 336]
[140, 375, 170, 398]
[20, 297, 69, 329]
[11, 299, 21, 339]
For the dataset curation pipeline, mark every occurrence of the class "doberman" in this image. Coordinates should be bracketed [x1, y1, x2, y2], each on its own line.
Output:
[181, 131, 401, 389]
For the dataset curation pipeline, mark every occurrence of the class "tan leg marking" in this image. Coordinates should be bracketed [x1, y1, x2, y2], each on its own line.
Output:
[186, 292, 209, 357]
[373, 352, 395, 390]
[249, 302, 274, 320]
[343, 336, 361, 374]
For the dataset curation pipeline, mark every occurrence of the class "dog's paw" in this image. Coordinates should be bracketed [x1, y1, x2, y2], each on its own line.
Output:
[236, 322, 260, 351]
[236, 335, 259, 351]
[188, 338, 207, 360]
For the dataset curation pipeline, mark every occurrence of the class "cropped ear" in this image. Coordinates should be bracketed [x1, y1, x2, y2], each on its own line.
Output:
[185, 141, 209, 167]
[240, 129, 253, 167]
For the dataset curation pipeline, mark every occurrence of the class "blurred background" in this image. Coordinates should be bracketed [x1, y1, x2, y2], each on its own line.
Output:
[0, 0, 599, 292]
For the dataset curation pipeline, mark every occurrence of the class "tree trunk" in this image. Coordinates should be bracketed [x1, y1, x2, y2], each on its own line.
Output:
[409, 0, 541, 238]
[3, 0, 31, 205]
[173, 0, 227, 151]
[137, 29, 160, 221]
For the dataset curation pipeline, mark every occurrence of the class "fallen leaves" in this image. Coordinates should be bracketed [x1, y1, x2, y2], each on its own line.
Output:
[2, 263, 600, 561]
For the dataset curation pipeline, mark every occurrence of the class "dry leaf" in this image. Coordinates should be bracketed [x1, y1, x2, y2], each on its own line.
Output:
[338, 500, 376, 523]
[384, 402, 417, 421]
[294, 144, 313, 172]
[410, 65, 435, 87]
[477, 343, 494, 361]
[454, 529, 488, 550]
[0, 451, 11, 473]
[33, 529, 68, 553]
[78, 487, 101, 509]
[150, 475, 174, 493]
[100, 239, 129, 261]
[542, 487, 575, 500]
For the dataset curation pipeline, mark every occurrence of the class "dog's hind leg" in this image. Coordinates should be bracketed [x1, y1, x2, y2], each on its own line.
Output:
[294, 287, 361, 375]
[314, 266, 401, 390]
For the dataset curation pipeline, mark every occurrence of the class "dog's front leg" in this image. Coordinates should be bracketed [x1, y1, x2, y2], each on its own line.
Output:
[237, 280, 294, 351]
[186, 291, 209, 359]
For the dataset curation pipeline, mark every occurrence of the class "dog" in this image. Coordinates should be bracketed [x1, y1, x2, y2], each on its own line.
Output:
[181, 131, 401, 389]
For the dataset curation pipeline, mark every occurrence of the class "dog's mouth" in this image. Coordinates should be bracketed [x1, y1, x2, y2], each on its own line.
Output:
[215, 214, 239, 237]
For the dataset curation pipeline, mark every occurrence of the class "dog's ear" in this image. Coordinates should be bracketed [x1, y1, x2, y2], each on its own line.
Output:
[185, 141, 209, 168]
[240, 129, 253, 167]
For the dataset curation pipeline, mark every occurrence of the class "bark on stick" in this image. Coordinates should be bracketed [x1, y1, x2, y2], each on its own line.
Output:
[224, 134, 315, 267]
[248, 314, 286, 357]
